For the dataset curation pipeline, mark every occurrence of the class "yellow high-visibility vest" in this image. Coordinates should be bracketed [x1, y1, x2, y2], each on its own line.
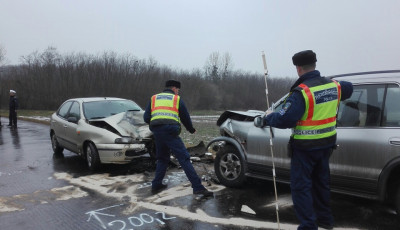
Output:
[293, 80, 341, 140]
[150, 93, 180, 123]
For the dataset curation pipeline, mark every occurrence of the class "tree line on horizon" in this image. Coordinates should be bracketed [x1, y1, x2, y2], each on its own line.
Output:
[0, 47, 295, 112]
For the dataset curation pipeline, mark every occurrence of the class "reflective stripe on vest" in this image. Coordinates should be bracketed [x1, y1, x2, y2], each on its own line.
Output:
[150, 93, 180, 122]
[293, 80, 341, 140]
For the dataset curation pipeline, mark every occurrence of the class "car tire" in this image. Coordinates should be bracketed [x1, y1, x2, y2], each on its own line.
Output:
[214, 145, 246, 187]
[51, 133, 64, 154]
[86, 142, 101, 171]
[394, 183, 400, 216]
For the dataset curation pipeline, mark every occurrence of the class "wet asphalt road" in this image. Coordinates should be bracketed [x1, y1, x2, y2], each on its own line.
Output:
[0, 120, 400, 230]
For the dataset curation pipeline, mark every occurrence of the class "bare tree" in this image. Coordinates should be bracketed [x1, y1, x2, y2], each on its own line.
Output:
[204, 51, 233, 82]
[41, 46, 61, 66]
[220, 52, 233, 80]
[0, 44, 6, 66]
[0, 44, 5, 112]
[0, 46, 295, 112]
[204, 52, 219, 82]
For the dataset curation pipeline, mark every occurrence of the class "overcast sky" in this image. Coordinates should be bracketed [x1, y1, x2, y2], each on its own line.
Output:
[1, 0, 400, 77]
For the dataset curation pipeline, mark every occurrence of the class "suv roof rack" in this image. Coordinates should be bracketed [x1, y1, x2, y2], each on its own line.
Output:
[329, 70, 400, 78]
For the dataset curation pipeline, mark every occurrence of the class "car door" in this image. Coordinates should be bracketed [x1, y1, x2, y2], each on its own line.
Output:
[52, 101, 73, 148]
[331, 83, 400, 195]
[246, 95, 292, 181]
[63, 101, 81, 153]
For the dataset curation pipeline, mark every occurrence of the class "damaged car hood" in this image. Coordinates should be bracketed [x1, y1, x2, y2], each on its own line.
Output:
[217, 110, 265, 126]
[101, 111, 152, 139]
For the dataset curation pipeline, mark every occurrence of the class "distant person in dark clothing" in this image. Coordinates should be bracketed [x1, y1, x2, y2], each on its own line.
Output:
[9, 89, 18, 127]
[143, 80, 213, 197]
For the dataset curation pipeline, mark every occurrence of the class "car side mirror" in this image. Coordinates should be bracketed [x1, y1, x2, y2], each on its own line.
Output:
[67, 117, 78, 123]
[254, 116, 263, 128]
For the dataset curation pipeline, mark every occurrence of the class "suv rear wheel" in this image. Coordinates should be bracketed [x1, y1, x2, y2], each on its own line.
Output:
[214, 145, 246, 187]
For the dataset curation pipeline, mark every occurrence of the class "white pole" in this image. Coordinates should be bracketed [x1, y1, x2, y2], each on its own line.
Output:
[262, 51, 281, 230]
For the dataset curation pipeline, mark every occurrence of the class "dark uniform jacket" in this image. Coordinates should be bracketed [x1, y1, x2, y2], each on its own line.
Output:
[264, 70, 353, 150]
[143, 89, 196, 133]
[9, 96, 18, 110]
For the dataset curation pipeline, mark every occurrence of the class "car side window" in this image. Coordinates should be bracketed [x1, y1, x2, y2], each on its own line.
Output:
[337, 84, 386, 127]
[273, 93, 289, 112]
[383, 84, 400, 127]
[364, 85, 385, 126]
[69, 102, 80, 120]
[57, 101, 73, 119]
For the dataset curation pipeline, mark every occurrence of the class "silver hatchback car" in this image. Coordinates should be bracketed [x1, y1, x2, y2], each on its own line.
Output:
[207, 70, 400, 214]
[50, 97, 155, 170]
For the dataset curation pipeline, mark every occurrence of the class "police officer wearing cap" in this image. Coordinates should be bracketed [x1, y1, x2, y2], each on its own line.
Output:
[143, 80, 213, 197]
[258, 50, 353, 230]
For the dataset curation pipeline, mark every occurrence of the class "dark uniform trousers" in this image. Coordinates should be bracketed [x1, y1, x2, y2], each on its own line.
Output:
[9, 110, 17, 126]
[150, 124, 205, 192]
[290, 147, 334, 230]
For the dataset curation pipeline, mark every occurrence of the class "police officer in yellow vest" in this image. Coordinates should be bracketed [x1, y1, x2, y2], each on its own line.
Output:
[144, 80, 213, 197]
[259, 51, 353, 230]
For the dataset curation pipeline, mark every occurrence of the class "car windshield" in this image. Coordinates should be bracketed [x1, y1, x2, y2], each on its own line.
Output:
[83, 100, 142, 119]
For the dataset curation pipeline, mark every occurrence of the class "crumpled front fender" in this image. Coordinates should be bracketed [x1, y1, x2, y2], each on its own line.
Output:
[206, 136, 247, 162]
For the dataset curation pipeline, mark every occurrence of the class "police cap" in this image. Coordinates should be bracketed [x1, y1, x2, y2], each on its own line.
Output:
[165, 80, 181, 89]
[292, 50, 317, 66]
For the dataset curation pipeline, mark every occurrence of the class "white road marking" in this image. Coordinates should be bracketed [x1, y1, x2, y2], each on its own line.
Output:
[241, 205, 256, 215]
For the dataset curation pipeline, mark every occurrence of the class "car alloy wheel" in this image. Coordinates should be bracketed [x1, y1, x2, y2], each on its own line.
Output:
[214, 145, 246, 187]
[220, 153, 241, 180]
[86, 142, 100, 171]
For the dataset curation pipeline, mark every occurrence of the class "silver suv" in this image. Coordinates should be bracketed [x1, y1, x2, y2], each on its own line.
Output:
[207, 70, 400, 214]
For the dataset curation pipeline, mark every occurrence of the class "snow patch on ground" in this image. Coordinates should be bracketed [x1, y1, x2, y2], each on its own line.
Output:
[19, 116, 51, 122]
[52, 171, 363, 230]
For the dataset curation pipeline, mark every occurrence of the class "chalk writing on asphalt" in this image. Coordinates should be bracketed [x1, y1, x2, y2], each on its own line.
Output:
[86, 204, 176, 229]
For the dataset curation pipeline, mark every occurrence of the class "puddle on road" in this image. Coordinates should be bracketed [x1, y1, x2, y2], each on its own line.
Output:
[0, 185, 88, 213]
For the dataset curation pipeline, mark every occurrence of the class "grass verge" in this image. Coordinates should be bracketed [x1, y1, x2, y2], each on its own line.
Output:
[1, 109, 222, 147]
